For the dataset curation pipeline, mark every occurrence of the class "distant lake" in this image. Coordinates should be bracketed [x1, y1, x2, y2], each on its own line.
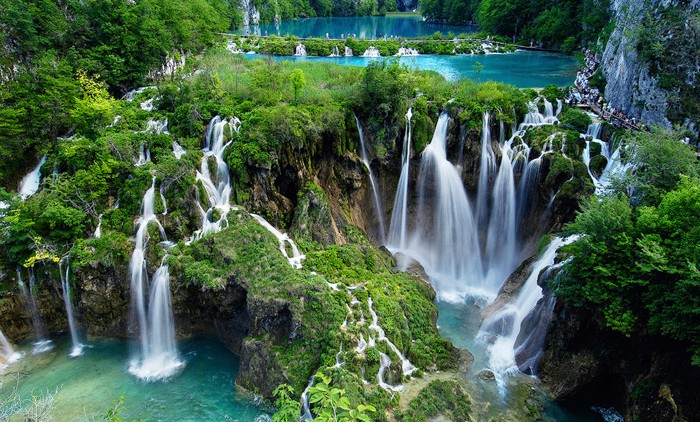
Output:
[241, 15, 476, 39]
[248, 50, 578, 88]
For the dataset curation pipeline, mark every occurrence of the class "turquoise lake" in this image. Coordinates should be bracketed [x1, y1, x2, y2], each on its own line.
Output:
[242, 15, 476, 39]
[0, 336, 270, 421]
[247, 50, 579, 87]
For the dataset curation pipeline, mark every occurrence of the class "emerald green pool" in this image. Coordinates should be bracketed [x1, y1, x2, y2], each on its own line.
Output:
[0, 336, 270, 421]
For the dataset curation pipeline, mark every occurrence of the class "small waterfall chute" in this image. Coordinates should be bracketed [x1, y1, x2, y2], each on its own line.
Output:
[0, 329, 22, 367]
[250, 214, 305, 269]
[59, 257, 84, 357]
[294, 43, 307, 56]
[361, 46, 381, 57]
[17, 268, 52, 353]
[387, 108, 413, 250]
[355, 114, 386, 243]
[19, 155, 47, 199]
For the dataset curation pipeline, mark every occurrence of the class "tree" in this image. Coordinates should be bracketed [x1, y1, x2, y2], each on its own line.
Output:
[291, 68, 306, 106]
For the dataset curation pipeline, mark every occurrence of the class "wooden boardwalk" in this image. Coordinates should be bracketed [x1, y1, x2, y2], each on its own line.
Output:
[577, 103, 641, 131]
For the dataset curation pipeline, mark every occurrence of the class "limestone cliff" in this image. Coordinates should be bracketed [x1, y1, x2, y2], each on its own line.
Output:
[602, 0, 700, 131]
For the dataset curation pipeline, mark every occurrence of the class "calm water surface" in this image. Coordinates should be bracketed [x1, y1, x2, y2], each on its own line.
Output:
[242, 15, 476, 39]
[0, 336, 270, 421]
[250, 50, 578, 87]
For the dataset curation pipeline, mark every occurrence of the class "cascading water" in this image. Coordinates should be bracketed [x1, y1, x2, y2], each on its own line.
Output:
[59, 257, 84, 357]
[94, 214, 103, 238]
[475, 111, 497, 229]
[294, 43, 307, 56]
[172, 141, 186, 159]
[189, 116, 239, 243]
[0, 329, 21, 367]
[478, 236, 579, 380]
[250, 214, 305, 269]
[329, 45, 340, 57]
[354, 114, 386, 243]
[397, 112, 484, 298]
[361, 46, 381, 57]
[130, 259, 182, 380]
[17, 268, 52, 353]
[160, 185, 168, 215]
[128, 177, 181, 380]
[582, 123, 630, 195]
[19, 155, 47, 199]
[344, 46, 353, 57]
[387, 109, 413, 250]
[395, 47, 419, 56]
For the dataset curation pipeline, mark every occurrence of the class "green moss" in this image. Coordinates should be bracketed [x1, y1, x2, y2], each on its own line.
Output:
[395, 380, 472, 422]
[559, 108, 592, 133]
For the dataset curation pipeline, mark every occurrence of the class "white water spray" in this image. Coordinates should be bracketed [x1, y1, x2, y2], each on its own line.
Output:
[19, 155, 47, 199]
[59, 257, 84, 357]
[355, 114, 386, 243]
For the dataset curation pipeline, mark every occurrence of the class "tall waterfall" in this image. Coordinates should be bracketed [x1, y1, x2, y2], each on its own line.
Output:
[388, 109, 558, 300]
[387, 109, 413, 249]
[189, 116, 239, 243]
[128, 178, 181, 380]
[355, 114, 386, 243]
[59, 257, 84, 357]
[0, 329, 21, 366]
[19, 155, 47, 199]
[479, 236, 579, 377]
[400, 112, 484, 298]
[17, 268, 52, 353]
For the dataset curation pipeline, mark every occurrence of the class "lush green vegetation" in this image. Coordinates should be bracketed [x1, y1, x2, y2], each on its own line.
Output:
[552, 127, 700, 365]
[395, 380, 472, 422]
[421, 0, 613, 51]
[230, 34, 516, 57]
[0, 0, 239, 187]
[251, 0, 399, 22]
[636, 5, 700, 125]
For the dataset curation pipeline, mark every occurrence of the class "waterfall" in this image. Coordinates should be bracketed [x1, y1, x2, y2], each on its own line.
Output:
[479, 236, 579, 377]
[344, 46, 353, 57]
[395, 47, 419, 56]
[17, 268, 52, 353]
[408, 113, 483, 298]
[475, 111, 496, 228]
[387, 109, 413, 249]
[300, 375, 315, 420]
[582, 123, 629, 195]
[484, 136, 518, 284]
[367, 297, 416, 378]
[555, 99, 563, 117]
[354, 114, 386, 243]
[189, 116, 239, 243]
[0, 329, 21, 366]
[129, 260, 182, 380]
[94, 214, 103, 238]
[329, 45, 340, 57]
[172, 141, 186, 159]
[294, 43, 307, 56]
[249, 214, 305, 269]
[518, 99, 558, 130]
[59, 257, 84, 357]
[128, 178, 181, 380]
[159, 185, 168, 215]
[19, 155, 47, 199]
[136, 144, 151, 166]
[361, 46, 381, 57]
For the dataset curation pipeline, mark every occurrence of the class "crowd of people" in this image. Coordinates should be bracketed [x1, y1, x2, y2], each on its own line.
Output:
[567, 49, 645, 131]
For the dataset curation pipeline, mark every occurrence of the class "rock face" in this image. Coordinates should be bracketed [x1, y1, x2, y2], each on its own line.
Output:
[539, 299, 700, 421]
[239, 0, 260, 26]
[601, 0, 700, 130]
